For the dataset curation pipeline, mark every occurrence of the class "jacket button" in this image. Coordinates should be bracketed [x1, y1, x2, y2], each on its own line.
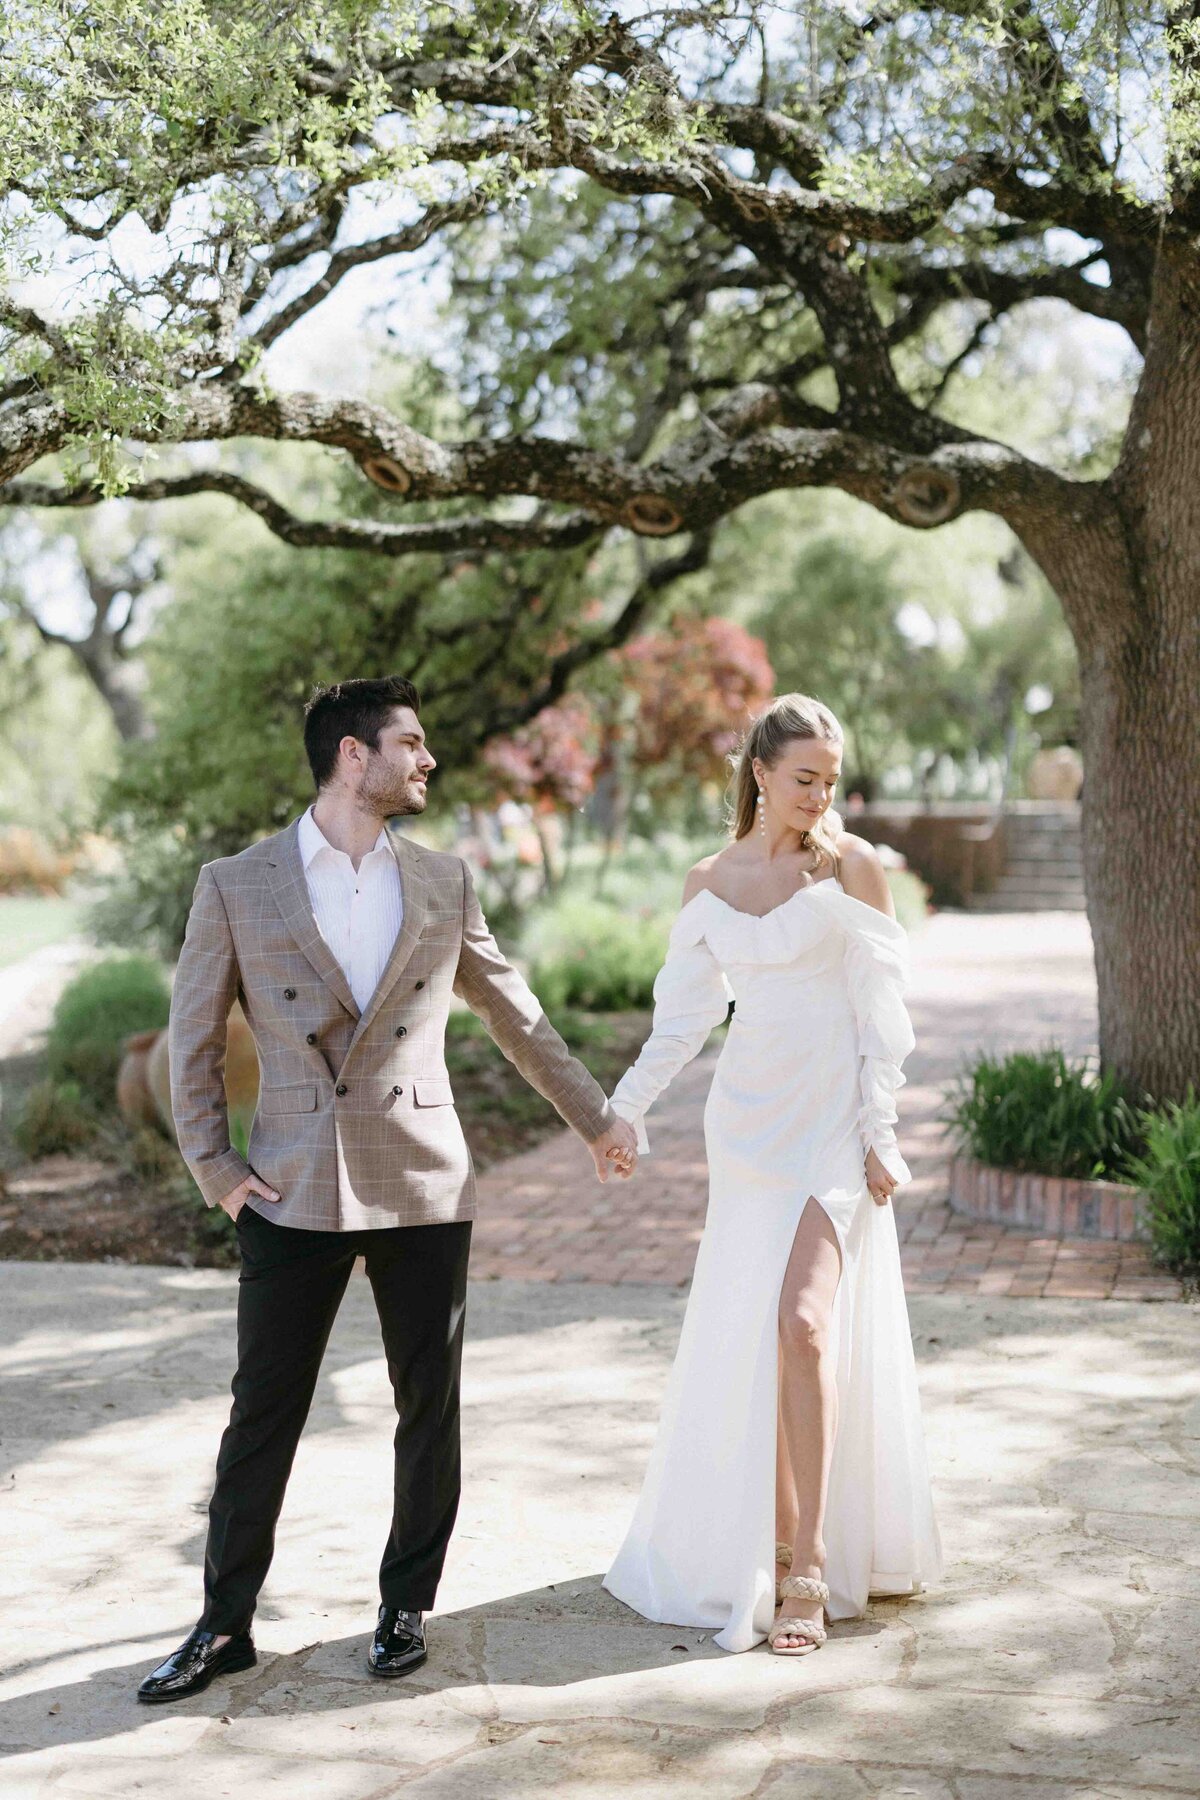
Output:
[395, 1026, 407, 1038]
[392, 1085, 404, 1096]
[335, 1083, 348, 1096]
[414, 980, 425, 990]
[284, 988, 297, 1001]
[306, 1032, 317, 1045]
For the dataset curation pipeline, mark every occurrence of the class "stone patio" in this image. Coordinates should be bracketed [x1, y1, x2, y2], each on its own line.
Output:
[2, 905, 1194, 1796]
[2, 1263, 1197, 1798]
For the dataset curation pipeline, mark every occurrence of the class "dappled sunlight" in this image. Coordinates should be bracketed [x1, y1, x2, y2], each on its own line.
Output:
[4, 1268, 1200, 1794]
[0, 1315, 219, 1379]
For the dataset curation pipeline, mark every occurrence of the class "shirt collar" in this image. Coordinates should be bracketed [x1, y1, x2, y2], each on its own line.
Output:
[298, 806, 390, 870]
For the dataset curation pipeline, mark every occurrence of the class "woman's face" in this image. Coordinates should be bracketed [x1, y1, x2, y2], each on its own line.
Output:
[754, 737, 843, 835]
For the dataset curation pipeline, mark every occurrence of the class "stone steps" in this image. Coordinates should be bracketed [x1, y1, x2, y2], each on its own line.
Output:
[968, 804, 1087, 910]
[969, 886, 1087, 912]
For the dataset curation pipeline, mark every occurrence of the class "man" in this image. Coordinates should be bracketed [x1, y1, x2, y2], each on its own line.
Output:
[138, 674, 637, 1703]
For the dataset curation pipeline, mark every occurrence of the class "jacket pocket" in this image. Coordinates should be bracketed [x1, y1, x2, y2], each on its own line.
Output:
[412, 1077, 455, 1108]
[259, 1083, 318, 1115]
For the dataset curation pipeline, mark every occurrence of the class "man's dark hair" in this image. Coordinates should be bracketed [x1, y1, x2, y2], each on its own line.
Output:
[303, 675, 421, 789]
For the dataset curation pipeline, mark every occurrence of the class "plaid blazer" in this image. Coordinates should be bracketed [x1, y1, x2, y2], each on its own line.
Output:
[168, 818, 615, 1230]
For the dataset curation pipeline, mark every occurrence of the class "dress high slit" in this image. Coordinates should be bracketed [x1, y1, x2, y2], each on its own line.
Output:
[603, 876, 943, 1652]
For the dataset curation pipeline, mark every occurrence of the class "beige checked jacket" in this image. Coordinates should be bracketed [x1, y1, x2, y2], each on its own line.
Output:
[168, 819, 616, 1231]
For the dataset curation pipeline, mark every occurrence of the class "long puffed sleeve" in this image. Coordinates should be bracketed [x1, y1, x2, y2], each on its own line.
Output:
[608, 925, 732, 1155]
[840, 906, 917, 1186]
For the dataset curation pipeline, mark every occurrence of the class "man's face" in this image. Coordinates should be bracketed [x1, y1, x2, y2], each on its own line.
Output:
[356, 707, 436, 817]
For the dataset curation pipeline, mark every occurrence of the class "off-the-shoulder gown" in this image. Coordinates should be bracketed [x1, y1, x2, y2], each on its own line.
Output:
[603, 874, 942, 1652]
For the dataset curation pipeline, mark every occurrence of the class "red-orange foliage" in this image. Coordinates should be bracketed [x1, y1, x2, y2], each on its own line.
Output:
[616, 615, 775, 782]
[480, 695, 599, 813]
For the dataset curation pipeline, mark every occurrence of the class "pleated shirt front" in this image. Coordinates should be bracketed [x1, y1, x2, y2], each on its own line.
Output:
[297, 806, 404, 1013]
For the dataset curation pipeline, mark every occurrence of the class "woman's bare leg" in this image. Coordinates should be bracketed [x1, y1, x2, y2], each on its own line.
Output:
[775, 1358, 799, 1593]
[775, 1197, 842, 1651]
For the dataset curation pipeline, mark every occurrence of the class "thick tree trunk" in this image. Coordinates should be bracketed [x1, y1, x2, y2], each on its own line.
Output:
[1028, 241, 1200, 1105]
[1075, 607, 1200, 1104]
[1023, 537, 1200, 1106]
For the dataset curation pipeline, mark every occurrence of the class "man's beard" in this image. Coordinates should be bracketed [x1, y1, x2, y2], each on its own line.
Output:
[362, 769, 426, 818]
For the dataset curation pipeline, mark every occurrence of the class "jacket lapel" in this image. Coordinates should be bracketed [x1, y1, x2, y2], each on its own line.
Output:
[265, 820, 360, 1020]
[343, 827, 429, 1059]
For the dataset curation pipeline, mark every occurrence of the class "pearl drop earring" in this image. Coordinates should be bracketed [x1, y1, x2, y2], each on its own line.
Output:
[757, 789, 767, 837]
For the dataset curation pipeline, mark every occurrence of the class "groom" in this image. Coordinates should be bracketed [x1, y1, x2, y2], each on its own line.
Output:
[138, 674, 637, 1702]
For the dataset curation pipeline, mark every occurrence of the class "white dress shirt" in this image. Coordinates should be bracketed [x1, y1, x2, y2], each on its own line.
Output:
[297, 806, 404, 1013]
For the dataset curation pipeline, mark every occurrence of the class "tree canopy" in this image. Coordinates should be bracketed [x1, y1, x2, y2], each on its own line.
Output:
[0, 0, 1176, 598]
[4, 0, 1197, 1098]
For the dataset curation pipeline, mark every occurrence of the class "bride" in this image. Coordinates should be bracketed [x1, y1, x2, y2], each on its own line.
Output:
[603, 693, 942, 1655]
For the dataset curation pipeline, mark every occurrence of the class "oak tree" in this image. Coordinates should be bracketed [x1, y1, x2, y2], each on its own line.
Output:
[1, 2, 1196, 1097]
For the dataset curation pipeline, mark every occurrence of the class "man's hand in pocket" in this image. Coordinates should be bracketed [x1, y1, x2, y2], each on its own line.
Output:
[219, 1173, 282, 1222]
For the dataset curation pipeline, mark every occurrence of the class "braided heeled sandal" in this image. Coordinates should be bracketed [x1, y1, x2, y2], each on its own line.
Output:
[775, 1542, 792, 1604]
[767, 1573, 830, 1656]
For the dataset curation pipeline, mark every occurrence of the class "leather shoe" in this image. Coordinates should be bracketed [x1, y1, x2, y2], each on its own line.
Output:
[137, 1627, 256, 1703]
[367, 1606, 427, 1678]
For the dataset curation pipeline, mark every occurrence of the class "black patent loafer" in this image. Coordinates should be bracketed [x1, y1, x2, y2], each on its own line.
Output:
[367, 1606, 427, 1678]
[137, 1627, 256, 1703]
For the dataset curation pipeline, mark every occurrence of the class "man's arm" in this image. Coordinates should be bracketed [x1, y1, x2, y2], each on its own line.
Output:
[452, 859, 635, 1176]
[168, 864, 258, 1209]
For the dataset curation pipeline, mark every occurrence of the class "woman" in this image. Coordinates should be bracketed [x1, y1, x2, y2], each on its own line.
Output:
[603, 694, 942, 1655]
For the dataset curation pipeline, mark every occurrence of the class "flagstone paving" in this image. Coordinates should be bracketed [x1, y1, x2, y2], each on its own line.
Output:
[471, 908, 1185, 1300]
[2, 1262, 1196, 1799]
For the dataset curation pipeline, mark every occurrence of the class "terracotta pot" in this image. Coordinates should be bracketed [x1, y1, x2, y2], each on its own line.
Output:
[133, 1003, 261, 1143]
[116, 1030, 167, 1131]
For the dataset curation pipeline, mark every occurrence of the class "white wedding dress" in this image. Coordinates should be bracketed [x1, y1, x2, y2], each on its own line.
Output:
[603, 874, 943, 1652]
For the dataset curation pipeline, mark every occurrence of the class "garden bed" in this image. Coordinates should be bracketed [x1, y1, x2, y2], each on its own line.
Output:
[0, 1008, 651, 1269]
[948, 1153, 1149, 1241]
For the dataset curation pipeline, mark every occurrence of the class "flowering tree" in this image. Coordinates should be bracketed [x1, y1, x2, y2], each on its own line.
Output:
[621, 615, 776, 792]
[479, 696, 599, 889]
[586, 615, 774, 846]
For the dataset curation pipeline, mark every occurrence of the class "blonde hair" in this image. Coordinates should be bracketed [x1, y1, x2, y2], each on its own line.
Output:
[727, 693, 845, 872]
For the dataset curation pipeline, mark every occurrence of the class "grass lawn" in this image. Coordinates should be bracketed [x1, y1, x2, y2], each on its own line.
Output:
[0, 895, 86, 970]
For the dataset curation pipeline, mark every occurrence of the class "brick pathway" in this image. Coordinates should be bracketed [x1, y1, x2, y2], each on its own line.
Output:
[472, 909, 1186, 1300]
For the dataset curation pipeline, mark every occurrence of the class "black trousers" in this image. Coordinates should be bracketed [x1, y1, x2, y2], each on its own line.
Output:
[199, 1208, 472, 1635]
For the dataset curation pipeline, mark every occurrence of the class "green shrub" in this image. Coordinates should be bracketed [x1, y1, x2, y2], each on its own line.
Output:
[191, 1200, 238, 1256]
[89, 833, 213, 962]
[12, 1078, 97, 1158]
[1125, 1091, 1200, 1273]
[45, 955, 171, 1105]
[115, 1122, 185, 1185]
[527, 899, 671, 1012]
[229, 1106, 252, 1163]
[445, 1009, 487, 1042]
[941, 1047, 1146, 1181]
[887, 867, 928, 932]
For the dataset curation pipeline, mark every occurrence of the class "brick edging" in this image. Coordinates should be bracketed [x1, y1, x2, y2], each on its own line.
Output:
[948, 1155, 1150, 1241]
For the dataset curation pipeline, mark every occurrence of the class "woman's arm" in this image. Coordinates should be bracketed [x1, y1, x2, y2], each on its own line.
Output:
[836, 835, 914, 1193]
[608, 867, 732, 1155]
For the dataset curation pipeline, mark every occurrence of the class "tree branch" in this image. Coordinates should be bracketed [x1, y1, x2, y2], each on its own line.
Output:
[474, 529, 717, 744]
[0, 378, 1097, 554]
[888, 251, 1149, 350]
[3, 470, 602, 557]
[250, 195, 492, 353]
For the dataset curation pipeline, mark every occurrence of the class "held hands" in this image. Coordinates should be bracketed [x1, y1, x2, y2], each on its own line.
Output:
[219, 1172, 281, 1222]
[589, 1116, 639, 1183]
[865, 1147, 896, 1207]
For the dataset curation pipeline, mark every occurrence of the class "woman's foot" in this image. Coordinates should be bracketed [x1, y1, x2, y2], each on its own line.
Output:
[774, 1540, 792, 1604]
[769, 1562, 829, 1656]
